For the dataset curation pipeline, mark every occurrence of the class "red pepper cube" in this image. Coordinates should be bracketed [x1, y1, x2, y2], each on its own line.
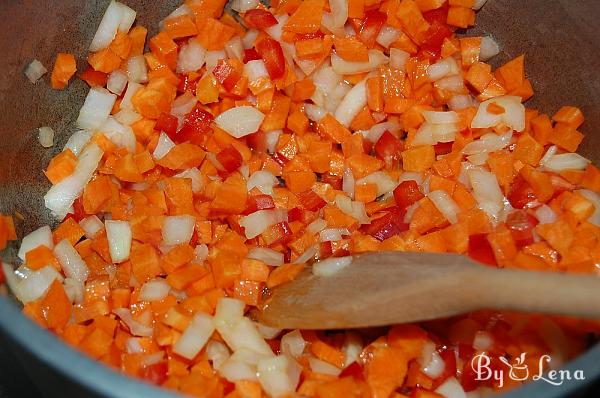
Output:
[256, 38, 285, 80]
[298, 190, 327, 211]
[374, 130, 403, 161]
[244, 9, 278, 29]
[359, 10, 387, 48]
[393, 180, 424, 210]
[216, 145, 243, 173]
[155, 113, 179, 139]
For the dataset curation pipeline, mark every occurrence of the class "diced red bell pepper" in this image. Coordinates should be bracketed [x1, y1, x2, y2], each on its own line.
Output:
[362, 206, 408, 242]
[421, 3, 453, 61]
[177, 73, 199, 95]
[506, 209, 538, 248]
[175, 105, 214, 145]
[212, 59, 242, 91]
[507, 176, 537, 209]
[374, 131, 403, 161]
[216, 145, 243, 173]
[339, 362, 364, 380]
[468, 234, 497, 266]
[256, 37, 286, 80]
[287, 207, 304, 222]
[245, 131, 268, 153]
[155, 112, 179, 139]
[142, 361, 168, 386]
[298, 190, 327, 211]
[320, 173, 343, 190]
[319, 241, 333, 258]
[359, 10, 387, 48]
[244, 194, 276, 215]
[434, 141, 454, 156]
[65, 196, 86, 223]
[393, 180, 424, 210]
[79, 67, 108, 87]
[243, 48, 261, 64]
[244, 9, 278, 29]
[271, 152, 289, 167]
[263, 221, 293, 245]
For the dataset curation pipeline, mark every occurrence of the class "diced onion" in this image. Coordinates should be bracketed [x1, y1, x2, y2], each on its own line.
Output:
[240, 210, 287, 239]
[304, 104, 327, 122]
[105, 220, 132, 263]
[193, 244, 209, 264]
[435, 377, 468, 398]
[18, 225, 53, 260]
[334, 80, 367, 128]
[577, 190, 600, 227]
[76, 87, 117, 130]
[244, 60, 270, 84]
[162, 215, 196, 245]
[376, 25, 401, 48]
[5, 265, 62, 304]
[139, 278, 171, 302]
[243, 29, 259, 49]
[448, 94, 477, 111]
[309, 357, 342, 376]
[422, 110, 459, 124]
[107, 70, 128, 95]
[44, 143, 104, 218]
[428, 190, 460, 224]
[319, 228, 349, 242]
[64, 277, 84, 304]
[435, 74, 466, 92]
[534, 205, 558, 225]
[399, 171, 424, 185]
[342, 332, 363, 368]
[257, 356, 302, 398]
[257, 323, 282, 340]
[126, 55, 148, 83]
[471, 96, 525, 132]
[54, 239, 89, 283]
[174, 167, 203, 193]
[220, 359, 258, 382]
[357, 171, 397, 196]
[177, 39, 207, 74]
[462, 131, 512, 155]
[230, 0, 259, 12]
[217, 314, 274, 356]
[329, 0, 349, 28]
[89, 1, 137, 52]
[343, 167, 355, 198]
[307, 219, 327, 234]
[204, 50, 226, 74]
[312, 256, 353, 277]
[207, 340, 231, 371]
[331, 50, 389, 74]
[468, 169, 505, 220]
[479, 36, 500, 61]
[173, 313, 215, 360]
[543, 153, 590, 172]
[247, 171, 279, 195]
[265, 130, 282, 154]
[113, 308, 154, 337]
[225, 37, 244, 61]
[64, 130, 93, 157]
[248, 247, 284, 266]
[153, 132, 176, 160]
[280, 330, 306, 359]
[215, 106, 265, 138]
[171, 92, 198, 116]
[473, 331, 494, 351]
[120, 82, 142, 110]
[293, 245, 319, 264]
[389, 48, 410, 71]
[24, 59, 47, 83]
[115, 108, 142, 125]
[79, 215, 104, 239]
[427, 57, 460, 81]
[473, 0, 488, 10]
[422, 350, 445, 379]
[365, 120, 401, 143]
[100, 117, 136, 153]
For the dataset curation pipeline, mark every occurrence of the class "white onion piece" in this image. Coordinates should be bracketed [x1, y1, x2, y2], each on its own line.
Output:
[436, 74, 466, 93]
[309, 357, 342, 376]
[215, 106, 265, 138]
[577, 190, 600, 227]
[304, 104, 327, 122]
[319, 228, 349, 242]
[225, 37, 244, 61]
[105, 220, 132, 263]
[243, 29, 259, 49]
[423, 111, 459, 124]
[265, 14, 288, 41]
[376, 25, 401, 48]
[173, 313, 215, 360]
[422, 350, 446, 378]
[174, 168, 203, 193]
[121, 82, 142, 110]
[389, 48, 410, 71]
[214, 297, 245, 328]
[467, 152, 489, 166]
[162, 3, 192, 23]
[18, 225, 53, 260]
[473, 331, 494, 351]
[448, 94, 477, 111]
[471, 96, 525, 132]
[25, 59, 47, 83]
[257, 323, 282, 339]
[8, 265, 62, 304]
[153, 132, 176, 160]
[220, 316, 274, 356]
[534, 205, 558, 225]
[357, 171, 396, 196]
[479, 36, 499, 61]
[412, 123, 436, 146]
[331, 50, 389, 74]
[193, 244, 209, 264]
[462, 131, 512, 156]
[139, 278, 170, 301]
[54, 239, 89, 283]
[44, 143, 103, 218]
[473, 0, 488, 10]
[257, 356, 301, 398]
[113, 308, 154, 337]
[294, 245, 319, 264]
[240, 210, 287, 239]
[248, 247, 284, 266]
[399, 171, 424, 185]
[328, 0, 349, 27]
[427, 57, 460, 81]
[280, 330, 306, 359]
[265, 130, 282, 154]
[343, 167, 355, 198]
[89, 1, 136, 52]
[334, 80, 367, 128]
[307, 218, 327, 234]
[38, 127, 54, 149]
[312, 66, 342, 100]
[244, 60, 270, 84]
[162, 215, 196, 245]
[64, 130, 93, 157]
[177, 40, 207, 74]
[107, 70, 127, 95]
[313, 256, 353, 277]
[428, 190, 460, 224]
[220, 359, 258, 382]
[204, 50, 227, 74]
[76, 87, 117, 130]
[365, 120, 401, 143]
[126, 55, 148, 83]
[247, 171, 279, 195]
[543, 153, 590, 172]
[79, 215, 104, 239]
[100, 117, 136, 153]
[115, 109, 142, 125]
[435, 377, 468, 398]
[231, 0, 259, 12]
[468, 169, 504, 220]
[64, 277, 84, 304]
[171, 92, 197, 116]
[342, 332, 363, 367]
[125, 338, 143, 354]
[207, 341, 231, 371]
[540, 145, 558, 168]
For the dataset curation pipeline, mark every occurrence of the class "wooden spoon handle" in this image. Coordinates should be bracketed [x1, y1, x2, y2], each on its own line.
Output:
[471, 266, 600, 318]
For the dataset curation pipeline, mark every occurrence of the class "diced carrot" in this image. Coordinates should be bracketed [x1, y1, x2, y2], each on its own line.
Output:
[295, 37, 324, 59]
[465, 62, 493, 93]
[367, 76, 385, 112]
[401, 145, 435, 172]
[45, 149, 77, 184]
[195, 17, 236, 50]
[26, 245, 60, 271]
[50, 53, 77, 90]
[355, 183, 379, 203]
[495, 54, 525, 92]
[333, 36, 369, 62]
[266, 263, 306, 288]
[130, 243, 163, 282]
[109, 31, 132, 60]
[88, 48, 121, 73]
[364, 347, 409, 398]
[396, 0, 430, 44]
[41, 280, 72, 331]
[459, 37, 481, 67]
[447, 6, 475, 28]
[283, 0, 324, 34]
[158, 143, 207, 170]
[310, 339, 345, 368]
[164, 15, 198, 39]
[53, 217, 85, 246]
[128, 26, 148, 56]
[553, 106, 584, 129]
[530, 113, 553, 146]
[317, 114, 352, 144]
[582, 164, 600, 192]
[513, 133, 544, 166]
[549, 122, 584, 152]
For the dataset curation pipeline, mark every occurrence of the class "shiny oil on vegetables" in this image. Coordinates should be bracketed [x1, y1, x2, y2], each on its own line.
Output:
[2, 0, 600, 397]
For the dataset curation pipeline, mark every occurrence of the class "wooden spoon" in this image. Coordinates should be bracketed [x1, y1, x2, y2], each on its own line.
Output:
[257, 252, 600, 330]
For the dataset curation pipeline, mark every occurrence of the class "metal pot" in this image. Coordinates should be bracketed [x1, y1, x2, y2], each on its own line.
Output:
[0, 0, 599, 396]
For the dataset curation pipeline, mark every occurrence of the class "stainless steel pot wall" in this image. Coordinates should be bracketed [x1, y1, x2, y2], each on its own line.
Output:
[0, 0, 599, 397]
